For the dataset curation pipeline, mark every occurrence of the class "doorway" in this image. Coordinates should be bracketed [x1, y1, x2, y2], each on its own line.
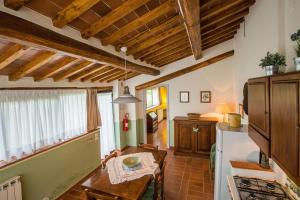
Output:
[145, 86, 168, 149]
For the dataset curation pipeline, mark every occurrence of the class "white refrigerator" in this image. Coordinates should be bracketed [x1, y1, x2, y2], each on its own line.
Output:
[214, 123, 260, 200]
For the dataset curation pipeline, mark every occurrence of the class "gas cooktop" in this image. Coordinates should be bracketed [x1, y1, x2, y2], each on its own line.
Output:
[233, 176, 292, 200]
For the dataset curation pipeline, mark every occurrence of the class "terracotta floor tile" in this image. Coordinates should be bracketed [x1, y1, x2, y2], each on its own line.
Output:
[60, 149, 214, 200]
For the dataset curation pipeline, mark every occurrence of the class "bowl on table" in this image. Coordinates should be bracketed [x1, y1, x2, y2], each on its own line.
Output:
[122, 156, 142, 171]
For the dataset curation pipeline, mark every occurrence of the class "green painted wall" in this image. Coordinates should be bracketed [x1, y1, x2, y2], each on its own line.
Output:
[114, 123, 126, 149]
[0, 131, 101, 200]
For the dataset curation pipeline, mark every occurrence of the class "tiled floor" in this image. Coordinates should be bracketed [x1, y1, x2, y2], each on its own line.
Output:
[59, 149, 214, 200]
[147, 120, 168, 150]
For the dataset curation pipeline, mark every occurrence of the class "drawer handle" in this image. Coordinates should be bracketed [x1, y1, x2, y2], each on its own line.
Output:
[193, 128, 199, 133]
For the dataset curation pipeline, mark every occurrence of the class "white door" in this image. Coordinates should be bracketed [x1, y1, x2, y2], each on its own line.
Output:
[97, 92, 116, 158]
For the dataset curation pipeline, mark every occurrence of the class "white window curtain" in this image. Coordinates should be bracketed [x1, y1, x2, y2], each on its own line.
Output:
[97, 92, 115, 158]
[0, 89, 87, 162]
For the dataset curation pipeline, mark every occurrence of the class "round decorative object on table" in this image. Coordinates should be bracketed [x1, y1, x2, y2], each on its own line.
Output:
[122, 157, 142, 171]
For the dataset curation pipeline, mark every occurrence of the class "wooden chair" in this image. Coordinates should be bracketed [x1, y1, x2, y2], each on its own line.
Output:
[84, 189, 119, 200]
[142, 161, 166, 200]
[138, 143, 158, 151]
[101, 151, 117, 169]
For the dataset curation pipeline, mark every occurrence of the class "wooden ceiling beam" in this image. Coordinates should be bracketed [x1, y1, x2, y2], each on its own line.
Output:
[203, 30, 237, 45]
[127, 25, 185, 55]
[154, 50, 192, 67]
[151, 46, 193, 65]
[91, 68, 120, 82]
[203, 24, 239, 41]
[203, 35, 235, 50]
[53, 60, 93, 82]
[156, 52, 192, 67]
[34, 57, 78, 81]
[9, 51, 55, 81]
[150, 45, 191, 65]
[142, 38, 189, 62]
[119, 72, 140, 81]
[53, 0, 102, 28]
[201, 0, 244, 21]
[68, 64, 105, 82]
[0, 44, 27, 71]
[119, 15, 182, 50]
[82, 0, 150, 39]
[136, 50, 234, 90]
[133, 31, 187, 59]
[203, 18, 244, 37]
[202, 11, 247, 35]
[81, 66, 113, 82]
[99, 70, 125, 82]
[4, 0, 29, 10]
[178, 0, 202, 60]
[202, 1, 254, 29]
[101, 1, 175, 46]
[107, 72, 127, 82]
[0, 12, 160, 76]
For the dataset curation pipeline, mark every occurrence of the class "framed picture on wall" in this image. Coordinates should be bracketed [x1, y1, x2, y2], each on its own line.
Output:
[179, 91, 189, 103]
[200, 91, 211, 103]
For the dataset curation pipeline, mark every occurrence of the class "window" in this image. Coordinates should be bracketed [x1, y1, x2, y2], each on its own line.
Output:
[146, 87, 160, 108]
[0, 89, 87, 163]
[97, 92, 115, 158]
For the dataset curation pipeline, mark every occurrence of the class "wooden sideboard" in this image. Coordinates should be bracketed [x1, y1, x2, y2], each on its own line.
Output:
[174, 117, 218, 157]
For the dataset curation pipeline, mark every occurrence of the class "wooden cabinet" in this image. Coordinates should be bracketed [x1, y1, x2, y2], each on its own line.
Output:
[248, 77, 270, 138]
[248, 77, 270, 156]
[248, 72, 300, 186]
[174, 117, 217, 157]
[270, 74, 300, 184]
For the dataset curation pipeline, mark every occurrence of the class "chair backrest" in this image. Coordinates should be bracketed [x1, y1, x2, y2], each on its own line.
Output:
[85, 189, 119, 200]
[101, 151, 117, 169]
[138, 143, 158, 151]
[154, 160, 166, 199]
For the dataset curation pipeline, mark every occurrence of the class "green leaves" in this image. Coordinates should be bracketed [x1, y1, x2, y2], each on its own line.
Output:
[291, 29, 300, 57]
[259, 52, 286, 68]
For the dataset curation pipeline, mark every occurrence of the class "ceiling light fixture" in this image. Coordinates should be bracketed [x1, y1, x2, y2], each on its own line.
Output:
[113, 47, 141, 104]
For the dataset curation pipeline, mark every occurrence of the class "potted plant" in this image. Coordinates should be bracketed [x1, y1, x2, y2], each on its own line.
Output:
[259, 52, 286, 76]
[291, 29, 300, 70]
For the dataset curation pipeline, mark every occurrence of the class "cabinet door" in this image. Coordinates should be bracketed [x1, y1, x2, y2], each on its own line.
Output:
[248, 77, 269, 139]
[194, 125, 211, 155]
[175, 122, 194, 153]
[271, 77, 299, 180]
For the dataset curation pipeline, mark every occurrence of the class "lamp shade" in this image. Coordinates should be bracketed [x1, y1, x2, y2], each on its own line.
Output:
[215, 103, 231, 114]
[113, 86, 141, 104]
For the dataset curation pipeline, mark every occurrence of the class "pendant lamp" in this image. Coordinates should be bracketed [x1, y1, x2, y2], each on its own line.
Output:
[113, 47, 141, 104]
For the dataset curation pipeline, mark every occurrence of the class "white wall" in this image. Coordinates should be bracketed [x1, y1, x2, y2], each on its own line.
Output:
[126, 40, 235, 120]
[233, 0, 300, 107]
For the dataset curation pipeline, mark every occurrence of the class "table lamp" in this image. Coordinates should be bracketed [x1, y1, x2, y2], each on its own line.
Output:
[215, 103, 231, 122]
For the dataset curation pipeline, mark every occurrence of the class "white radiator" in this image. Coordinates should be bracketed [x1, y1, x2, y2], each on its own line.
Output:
[0, 176, 22, 200]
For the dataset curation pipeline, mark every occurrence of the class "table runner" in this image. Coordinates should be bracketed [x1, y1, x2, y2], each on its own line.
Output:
[106, 152, 160, 184]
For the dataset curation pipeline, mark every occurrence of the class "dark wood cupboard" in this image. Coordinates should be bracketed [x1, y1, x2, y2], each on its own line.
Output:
[174, 117, 217, 157]
[248, 77, 270, 156]
[270, 74, 300, 183]
[248, 72, 300, 186]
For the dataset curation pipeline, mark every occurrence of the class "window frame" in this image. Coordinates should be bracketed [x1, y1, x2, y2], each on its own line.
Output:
[146, 87, 161, 109]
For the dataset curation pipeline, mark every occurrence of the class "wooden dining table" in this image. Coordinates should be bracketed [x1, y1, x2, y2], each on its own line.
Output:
[81, 147, 167, 200]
